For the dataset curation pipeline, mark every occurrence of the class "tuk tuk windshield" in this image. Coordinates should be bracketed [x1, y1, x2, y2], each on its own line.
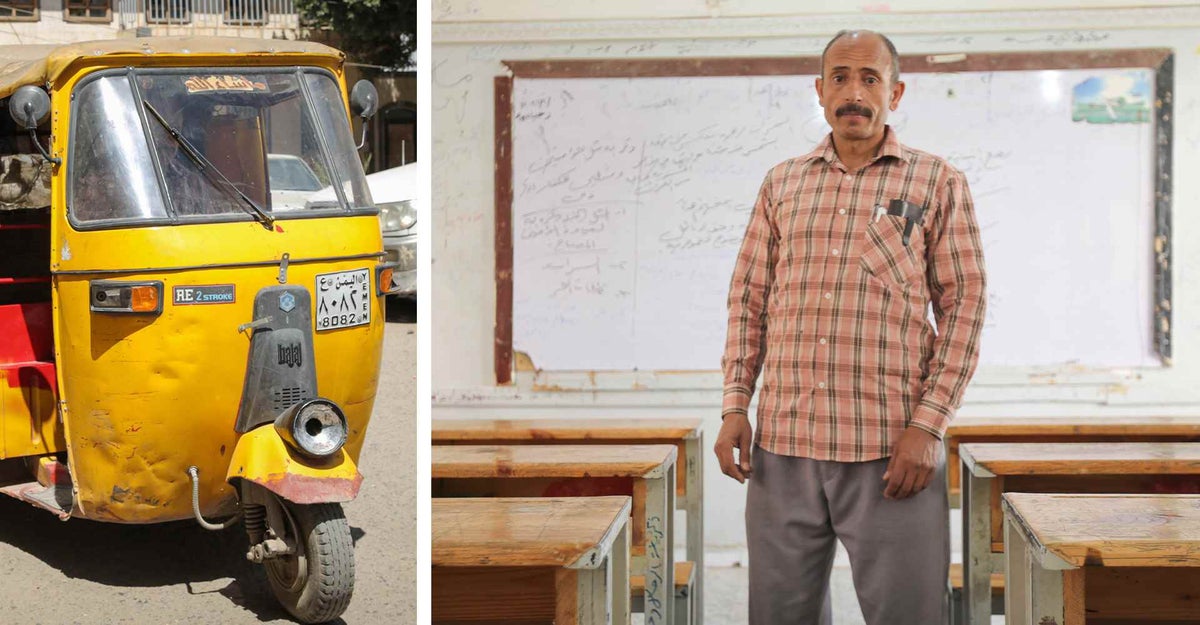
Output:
[69, 69, 373, 225]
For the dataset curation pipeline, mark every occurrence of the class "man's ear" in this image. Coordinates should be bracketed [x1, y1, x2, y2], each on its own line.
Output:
[815, 77, 825, 107]
[889, 79, 906, 111]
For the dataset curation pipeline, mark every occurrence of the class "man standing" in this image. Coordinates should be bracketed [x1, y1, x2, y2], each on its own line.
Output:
[714, 30, 987, 624]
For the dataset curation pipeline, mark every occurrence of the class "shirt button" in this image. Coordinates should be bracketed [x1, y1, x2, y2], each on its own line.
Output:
[839, 209, 846, 215]
[824, 292, 832, 300]
[819, 338, 827, 345]
[817, 382, 826, 389]
[831, 248, 839, 256]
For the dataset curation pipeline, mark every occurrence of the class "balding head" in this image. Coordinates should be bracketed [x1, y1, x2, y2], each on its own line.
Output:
[814, 28, 906, 147]
[821, 30, 900, 85]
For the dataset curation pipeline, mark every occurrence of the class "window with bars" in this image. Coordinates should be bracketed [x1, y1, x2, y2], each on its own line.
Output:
[65, 0, 111, 22]
[224, 0, 266, 25]
[146, 0, 191, 24]
[0, 0, 37, 21]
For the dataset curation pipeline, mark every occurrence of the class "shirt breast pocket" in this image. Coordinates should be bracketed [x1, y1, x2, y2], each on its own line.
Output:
[858, 215, 923, 289]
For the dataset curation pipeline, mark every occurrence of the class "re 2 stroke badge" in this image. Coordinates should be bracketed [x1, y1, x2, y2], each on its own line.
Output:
[173, 284, 236, 305]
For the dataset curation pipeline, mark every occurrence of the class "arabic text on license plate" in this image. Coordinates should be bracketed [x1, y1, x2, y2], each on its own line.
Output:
[315, 269, 370, 331]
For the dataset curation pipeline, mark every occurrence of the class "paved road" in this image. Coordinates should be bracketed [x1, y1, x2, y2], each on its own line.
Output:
[0, 301, 417, 624]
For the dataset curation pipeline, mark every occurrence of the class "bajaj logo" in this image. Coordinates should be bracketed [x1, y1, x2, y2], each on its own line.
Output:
[279, 292, 296, 313]
[278, 343, 302, 368]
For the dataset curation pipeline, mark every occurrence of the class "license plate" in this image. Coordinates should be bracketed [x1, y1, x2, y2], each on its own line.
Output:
[315, 269, 371, 331]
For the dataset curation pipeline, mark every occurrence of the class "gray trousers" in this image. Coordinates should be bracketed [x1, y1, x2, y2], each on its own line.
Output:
[746, 446, 949, 625]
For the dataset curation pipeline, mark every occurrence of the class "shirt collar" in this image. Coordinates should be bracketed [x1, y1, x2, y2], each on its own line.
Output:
[804, 125, 911, 169]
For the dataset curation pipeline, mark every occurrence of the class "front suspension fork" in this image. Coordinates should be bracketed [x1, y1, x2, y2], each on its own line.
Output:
[239, 480, 296, 563]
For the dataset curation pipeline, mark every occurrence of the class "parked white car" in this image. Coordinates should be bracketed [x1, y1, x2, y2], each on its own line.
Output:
[366, 163, 418, 299]
[266, 153, 324, 210]
[267, 157, 418, 298]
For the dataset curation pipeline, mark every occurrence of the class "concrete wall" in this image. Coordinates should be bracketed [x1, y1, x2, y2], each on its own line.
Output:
[432, 1, 1200, 558]
[0, 0, 120, 43]
[0, 1, 301, 45]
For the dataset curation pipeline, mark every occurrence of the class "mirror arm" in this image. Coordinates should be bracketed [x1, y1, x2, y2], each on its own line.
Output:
[355, 118, 368, 150]
[28, 128, 60, 166]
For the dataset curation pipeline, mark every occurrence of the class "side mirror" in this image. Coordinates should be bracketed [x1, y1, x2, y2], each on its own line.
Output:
[8, 86, 58, 165]
[350, 80, 379, 150]
[350, 80, 379, 120]
[9, 85, 50, 130]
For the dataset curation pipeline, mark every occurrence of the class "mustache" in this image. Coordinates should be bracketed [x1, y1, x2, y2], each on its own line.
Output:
[836, 104, 873, 118]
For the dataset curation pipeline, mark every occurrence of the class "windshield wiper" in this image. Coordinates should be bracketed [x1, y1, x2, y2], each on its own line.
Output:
[142, 100, 275, 229]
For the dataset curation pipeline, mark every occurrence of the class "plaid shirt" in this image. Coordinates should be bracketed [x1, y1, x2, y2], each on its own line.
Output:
[722, 127, 987, 462]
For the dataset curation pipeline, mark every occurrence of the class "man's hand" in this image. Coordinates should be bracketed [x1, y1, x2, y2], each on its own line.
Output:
[714, 413, 754, 483]
[882, 426, 942, 499]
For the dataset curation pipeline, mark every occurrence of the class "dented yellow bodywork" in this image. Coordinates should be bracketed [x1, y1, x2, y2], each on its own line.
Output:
[54, 243, 384, 522]
[1, 365, 61, 459]
[226, 425, 363, 504]
[0, 38, 386, 523]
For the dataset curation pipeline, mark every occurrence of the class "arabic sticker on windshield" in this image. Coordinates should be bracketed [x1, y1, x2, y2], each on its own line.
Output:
[184, 75, 269, 94]
[315, 269, 370, 331]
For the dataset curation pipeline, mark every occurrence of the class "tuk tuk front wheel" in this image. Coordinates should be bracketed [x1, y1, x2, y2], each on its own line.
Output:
[263, 500, 355, 624]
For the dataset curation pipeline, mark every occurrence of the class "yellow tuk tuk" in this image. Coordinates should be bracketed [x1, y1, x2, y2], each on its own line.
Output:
[0, 37, 396, 623]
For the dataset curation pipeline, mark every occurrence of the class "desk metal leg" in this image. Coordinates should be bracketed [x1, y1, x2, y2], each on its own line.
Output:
[558, 563, 610, 625]
[1029, 563, 1065, 625]
[963, 472, 994, 625]
[1004, 518, 1030, 625]
[674, 583, 692, 625]
[645, 471, 675, 625]
[612, 521, 631, 625]
[684, 433, 704, 625]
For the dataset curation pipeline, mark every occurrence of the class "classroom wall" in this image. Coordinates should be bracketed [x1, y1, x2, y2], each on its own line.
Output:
[432, 1, 1200, 555]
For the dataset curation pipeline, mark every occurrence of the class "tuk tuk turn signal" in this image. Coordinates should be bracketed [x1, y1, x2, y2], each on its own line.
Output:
[376, 262, 400, 296]
[89, 280, 163, 314]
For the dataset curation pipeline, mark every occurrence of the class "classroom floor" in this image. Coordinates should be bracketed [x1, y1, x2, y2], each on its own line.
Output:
[702, 565, 863, 624]
[632, 513, 1002, 624]
[630, 565, 862, 624]
[697, 566, 1005, 625]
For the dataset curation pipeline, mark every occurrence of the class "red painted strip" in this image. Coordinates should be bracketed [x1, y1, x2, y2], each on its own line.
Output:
[0, 302, 54, 363]
[3, 362, 57, 396]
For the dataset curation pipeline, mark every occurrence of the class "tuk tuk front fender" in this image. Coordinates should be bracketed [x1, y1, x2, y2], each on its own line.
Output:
[226, 426, 363, 504]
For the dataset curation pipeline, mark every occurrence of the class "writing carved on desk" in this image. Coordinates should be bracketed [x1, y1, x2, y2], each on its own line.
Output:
[645, 574, 664, 625]
[647, 515, 665, 559]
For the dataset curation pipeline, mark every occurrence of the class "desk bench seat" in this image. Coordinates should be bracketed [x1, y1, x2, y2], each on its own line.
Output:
[433, 418, 707, 625]
[1002, 493, 1200, 625]
[432, 497, 633, 625]
[944, 417, 1200, 507]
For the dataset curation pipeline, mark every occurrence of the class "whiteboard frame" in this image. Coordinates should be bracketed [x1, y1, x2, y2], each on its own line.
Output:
[494, 49, 1174, 385]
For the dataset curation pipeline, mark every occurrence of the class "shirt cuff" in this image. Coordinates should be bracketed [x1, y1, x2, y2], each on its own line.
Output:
[909, 399, 953, 439]
[722, 385, 753, 419]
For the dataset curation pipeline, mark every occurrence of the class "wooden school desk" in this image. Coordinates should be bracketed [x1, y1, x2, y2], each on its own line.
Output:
[959, 442, 1200, 625]
[945, 416, 1200, 506]
[1002, 493, 1200, 625]
[432, 417, 705, 623]
[432, 497, 633, 625]
[432, 444, 680, 625]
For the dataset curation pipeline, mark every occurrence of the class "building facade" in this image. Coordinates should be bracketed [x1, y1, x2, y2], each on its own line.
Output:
[0, 0, 414, 172]
[0, 1, 299, 43]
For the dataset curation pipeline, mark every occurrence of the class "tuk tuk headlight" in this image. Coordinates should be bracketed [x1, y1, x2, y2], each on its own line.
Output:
[274, 398, 348, 459]
[379, 200, 416, 233]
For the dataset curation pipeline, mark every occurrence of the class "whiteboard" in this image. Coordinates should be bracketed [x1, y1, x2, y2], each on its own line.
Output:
[510, 68, 1158, 371]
